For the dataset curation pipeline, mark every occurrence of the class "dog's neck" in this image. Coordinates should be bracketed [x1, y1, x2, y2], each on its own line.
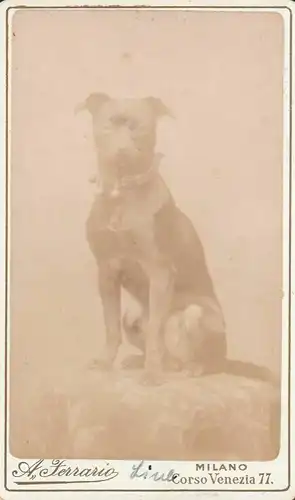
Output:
[89, 152, 172, 232]
[91, 153, 164, 199]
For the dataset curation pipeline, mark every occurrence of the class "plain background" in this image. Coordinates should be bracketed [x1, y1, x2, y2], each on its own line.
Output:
[9, 10, 283, 414]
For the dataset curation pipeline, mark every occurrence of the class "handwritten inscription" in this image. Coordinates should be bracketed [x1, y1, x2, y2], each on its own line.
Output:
[130, 460, 178, 482]
[12, 459, 119, 485]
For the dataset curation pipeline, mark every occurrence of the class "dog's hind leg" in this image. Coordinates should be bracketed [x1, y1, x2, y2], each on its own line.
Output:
[164, 305, 205, 375]
[164, 302, 227, 376]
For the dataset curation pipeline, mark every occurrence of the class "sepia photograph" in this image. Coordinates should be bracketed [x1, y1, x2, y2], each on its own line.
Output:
[2, 3, 292, 493]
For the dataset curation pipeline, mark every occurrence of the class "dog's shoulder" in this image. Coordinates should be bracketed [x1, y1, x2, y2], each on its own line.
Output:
[154, 201, 205, 257]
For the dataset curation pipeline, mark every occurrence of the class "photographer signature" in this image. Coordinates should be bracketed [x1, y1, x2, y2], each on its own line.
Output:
[12, 459, 119, 485]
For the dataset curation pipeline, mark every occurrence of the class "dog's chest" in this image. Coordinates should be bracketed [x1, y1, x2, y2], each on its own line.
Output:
[117, 224, 158, 260]
[89, 219, 162, 270]
[87, 204, 165, 266]
[86, 176, 171, 264]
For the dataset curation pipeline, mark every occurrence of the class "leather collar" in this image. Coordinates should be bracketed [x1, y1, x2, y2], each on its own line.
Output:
[90, 153, 164, 199]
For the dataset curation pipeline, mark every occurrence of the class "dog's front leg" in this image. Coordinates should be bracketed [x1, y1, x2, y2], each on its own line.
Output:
[144, 262, 174, 382]
[97, 260, 121, 369]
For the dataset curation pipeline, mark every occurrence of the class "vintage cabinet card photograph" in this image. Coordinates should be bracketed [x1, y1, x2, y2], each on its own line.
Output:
[0, 0, 294, 498]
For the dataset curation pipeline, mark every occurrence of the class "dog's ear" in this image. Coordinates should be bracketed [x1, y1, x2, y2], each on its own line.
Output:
[145, 96, 173, 119]
[75, 93, 110, 115]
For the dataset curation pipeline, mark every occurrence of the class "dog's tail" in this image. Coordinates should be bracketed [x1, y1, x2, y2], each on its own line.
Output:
[222, 358, 280, 386]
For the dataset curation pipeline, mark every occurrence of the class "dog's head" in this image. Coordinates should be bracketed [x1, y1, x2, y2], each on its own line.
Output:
[76, 93, 172, 189]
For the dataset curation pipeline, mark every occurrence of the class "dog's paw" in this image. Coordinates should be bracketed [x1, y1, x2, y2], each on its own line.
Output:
[184, 363, 205, 378]
[139, 357, 164, 385]
[88, 358, 113, 371]
[139, 370, 164, 387]
[121, 354, 145, 370]
[163, 356, 182, 372]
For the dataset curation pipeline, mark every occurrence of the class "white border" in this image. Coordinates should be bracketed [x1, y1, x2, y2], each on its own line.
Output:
[0, 1, 293, 499]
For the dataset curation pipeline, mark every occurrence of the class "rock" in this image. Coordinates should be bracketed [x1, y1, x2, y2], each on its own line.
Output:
[10, 386, 70, 459]
[66, 370, 280, 461]
[11, 370, 280, 461]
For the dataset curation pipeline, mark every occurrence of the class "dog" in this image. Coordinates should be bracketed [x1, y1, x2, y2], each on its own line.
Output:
[76, 93, 227, 383]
